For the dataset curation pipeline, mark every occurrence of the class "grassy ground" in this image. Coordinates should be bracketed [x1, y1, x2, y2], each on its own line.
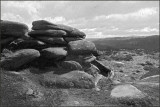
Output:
[0, 51, 159, 107]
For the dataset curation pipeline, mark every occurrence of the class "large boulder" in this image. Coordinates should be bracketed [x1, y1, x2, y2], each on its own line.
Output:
[32, 20, 86, 38]
[28, 29, 67, 37]
[8, 38, 48, 50]
[0, 49, 40, 70]
[1, 20, 29, 38]
[40, 70, 95, 89]
[36, 36, 67, 45]
[111, 84, 146, 98]
[40, 47, 68, 61]
[68, 40, 97, 55]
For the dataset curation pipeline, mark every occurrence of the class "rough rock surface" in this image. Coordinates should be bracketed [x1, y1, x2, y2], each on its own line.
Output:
[1, 49, 40, 70]
[28, 29, 67, 37]
[40, 70, 95, 89]
[40, 47, 68, 60]
[32, 20, 86, 38]
[57, 61, 83, 71]
[64, 37, 83, 43]
[36, 36, 67, 45]
[68, 40, 97, 55]
[8, 38, 48, 50]
[1, 20, 28, 38]
[111, 84, 146, 98]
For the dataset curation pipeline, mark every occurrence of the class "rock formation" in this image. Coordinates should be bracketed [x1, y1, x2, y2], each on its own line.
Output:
[0, 20, 112, 88]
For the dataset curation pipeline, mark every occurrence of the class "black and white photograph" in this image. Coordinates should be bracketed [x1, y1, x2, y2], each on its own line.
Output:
[0, 1, 159, 106]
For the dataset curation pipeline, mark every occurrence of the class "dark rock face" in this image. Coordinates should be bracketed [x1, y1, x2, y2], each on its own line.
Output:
[40, 47, 68, 60]
[68, 40, 97, 55]
[8, 38, 48, 50]
[28, 30, 67, 37]
[1, 37, 15, 51]
[36, 36, 67, 45]
[91, 60, 111, 77]
[84, 64, 100, 77]
[1, 20, 29, 38]
[0, 49, 40, 70]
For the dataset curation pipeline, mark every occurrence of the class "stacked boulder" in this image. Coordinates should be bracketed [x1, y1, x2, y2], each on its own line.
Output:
[1, 20, 29, 51]
[1, 20, 97, 70]
[1, 20, 112, 89]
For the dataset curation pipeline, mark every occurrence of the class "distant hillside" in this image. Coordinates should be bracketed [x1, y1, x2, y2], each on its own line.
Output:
[87, 35, 159, 52]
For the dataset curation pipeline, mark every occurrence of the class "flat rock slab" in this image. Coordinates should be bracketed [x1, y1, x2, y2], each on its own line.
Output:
[111, 84, 146, 98]
[32, 20, 86, 38]
[1, 20, 28, 38]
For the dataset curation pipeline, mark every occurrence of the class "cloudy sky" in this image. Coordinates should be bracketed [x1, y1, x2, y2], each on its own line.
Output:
[1, 1, 159, 38]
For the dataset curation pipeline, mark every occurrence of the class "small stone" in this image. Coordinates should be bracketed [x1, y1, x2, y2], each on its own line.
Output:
[26, 88, 34, 95]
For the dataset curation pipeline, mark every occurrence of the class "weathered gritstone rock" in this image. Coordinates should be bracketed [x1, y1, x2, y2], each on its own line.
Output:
[64, 37, 83, 43]
[40, 70, 95, 89]
[68, 40, 97, 55]
[28, 29, 67, 37]
[36, 36, 67, 45]
[57, 61, 83, 71]
[0, 49, 40, 70]
[111, 84, 146, 98]
[1, 20, 29, 38]
[32, 20, 54, 26]
[32, 20, 86, 38]
[8, 38, 48, 50]
[40, 47, 68, 60]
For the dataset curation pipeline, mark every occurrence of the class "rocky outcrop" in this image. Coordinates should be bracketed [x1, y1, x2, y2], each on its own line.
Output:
[1, 20, 107, 85]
